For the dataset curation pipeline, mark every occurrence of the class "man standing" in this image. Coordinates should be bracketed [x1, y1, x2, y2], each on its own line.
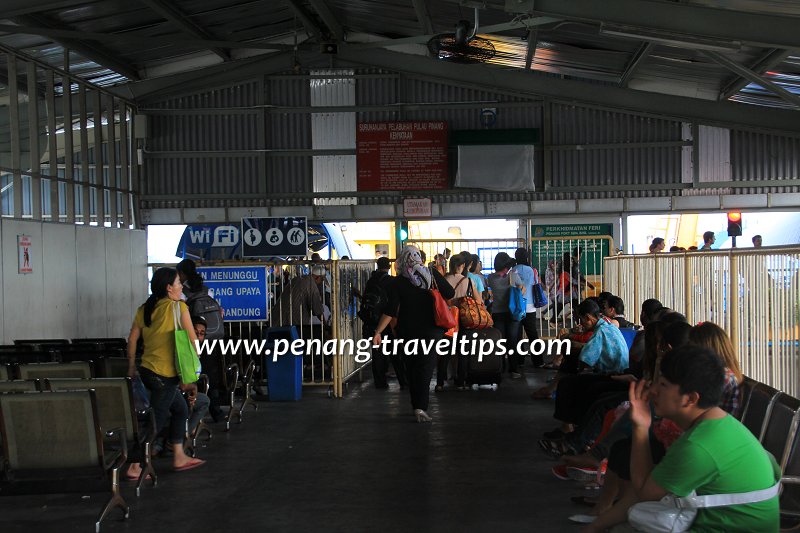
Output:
[752, 235, 763, 248]
[360, 257, 406, 389]
[273, 265, 325, 333]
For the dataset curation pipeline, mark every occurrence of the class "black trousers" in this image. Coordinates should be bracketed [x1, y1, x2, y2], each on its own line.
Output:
[608, 435, 666, 480]
[436, 337, 467, 387]
[402, 327, 444, 411]
[519, 312, 541, 365]
[554, 373, 629, 425]
[492, 312, 522, 373]
[369, 331, 408, 388]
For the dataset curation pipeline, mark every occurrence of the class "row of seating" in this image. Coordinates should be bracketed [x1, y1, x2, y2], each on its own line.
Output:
[0, 377, 152, 532]
[0, 359, 130, 380]
[4, 337, 127, 350]
[739, 378, 800, 523]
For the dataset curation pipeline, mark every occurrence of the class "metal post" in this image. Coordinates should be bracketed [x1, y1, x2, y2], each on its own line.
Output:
[729, 251, 740, 361]
[27, 61, 42, 220]
[684, 253, 693, 325]
[8, 55, 22, 218]
[331, 261, 342, 398]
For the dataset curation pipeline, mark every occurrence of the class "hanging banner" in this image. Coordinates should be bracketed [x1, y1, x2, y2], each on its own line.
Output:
[357, 121, 448, 191]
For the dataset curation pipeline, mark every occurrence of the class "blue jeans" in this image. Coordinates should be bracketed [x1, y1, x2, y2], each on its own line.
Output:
[139, 367, 188, 445]
[188, 392, 210, 434]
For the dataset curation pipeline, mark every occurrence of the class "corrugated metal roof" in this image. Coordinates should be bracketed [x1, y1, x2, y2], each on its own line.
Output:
[1, 0, 798, 111]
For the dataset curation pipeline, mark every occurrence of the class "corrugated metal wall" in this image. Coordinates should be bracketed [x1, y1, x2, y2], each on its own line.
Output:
[732, 130, 800, 182]
[550, 104, 682, 187]
[141, 69, 800, 209]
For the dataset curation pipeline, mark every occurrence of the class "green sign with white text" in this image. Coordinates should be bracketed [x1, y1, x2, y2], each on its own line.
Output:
[532, 224, 613, 238]
[531, 224, 613, 278]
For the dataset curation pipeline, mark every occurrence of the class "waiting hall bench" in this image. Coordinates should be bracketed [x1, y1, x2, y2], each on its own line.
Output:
[0, 390, 129, 532]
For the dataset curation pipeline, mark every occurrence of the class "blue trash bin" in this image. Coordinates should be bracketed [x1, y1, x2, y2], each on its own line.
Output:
[264, 326, 302, 401]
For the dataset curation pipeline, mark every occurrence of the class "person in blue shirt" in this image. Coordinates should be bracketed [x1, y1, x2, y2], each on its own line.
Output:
[548, 299, 630, 435]
[512, 248, 542, 366]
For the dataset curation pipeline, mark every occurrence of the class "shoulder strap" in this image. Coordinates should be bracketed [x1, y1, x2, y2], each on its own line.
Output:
[172, 301, 182, 331]
[677, 481, 781, 509]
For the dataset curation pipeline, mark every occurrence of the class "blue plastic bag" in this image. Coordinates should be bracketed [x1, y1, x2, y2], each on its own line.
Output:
[509, 286, 527, 322]
[132, 375, 150, 412]
[532, 283, 549, 308]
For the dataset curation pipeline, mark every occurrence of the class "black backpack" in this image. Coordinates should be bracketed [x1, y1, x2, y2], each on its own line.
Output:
[358, 274, 389, 327]
[186, 291, 224, 340]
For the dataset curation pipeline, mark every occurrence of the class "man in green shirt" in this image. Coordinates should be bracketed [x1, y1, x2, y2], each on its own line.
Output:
[585, 346, 779, 532]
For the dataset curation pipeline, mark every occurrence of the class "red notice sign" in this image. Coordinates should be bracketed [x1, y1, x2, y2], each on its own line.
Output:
[357, 121, 448, 191]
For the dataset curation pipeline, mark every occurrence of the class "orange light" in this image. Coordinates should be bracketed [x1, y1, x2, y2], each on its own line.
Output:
[727, 212, 741, 222]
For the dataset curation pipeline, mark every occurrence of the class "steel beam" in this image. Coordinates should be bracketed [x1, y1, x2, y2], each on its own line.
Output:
[495, 0, 800, 50]
[140, 0, 231, 61]
[116, 51, 321, 101]
[719, 49, 793, 101]
[335, 46, 800, 135]
[524, 30, 538, 70]
[0, 24, 298, 52]
[352, 15, 559, 49]
[308, 0, 344, 41]
[285, 0, 323, 41]
[412, 0, 434, 35]
[703, 51, 800, 109]
[0, 0, 86, 18]
[619, 42, 653, 87]
[16, 15, 140, 81]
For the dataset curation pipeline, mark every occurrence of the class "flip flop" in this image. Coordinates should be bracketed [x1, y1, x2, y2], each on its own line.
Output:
[125, 472, 153, 481]
[174, 459, 206, 472]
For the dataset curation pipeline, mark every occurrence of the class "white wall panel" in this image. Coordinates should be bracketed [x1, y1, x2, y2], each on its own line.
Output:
[105, 230, 133, 338]
[76, 226, 109, 338]
[699, 125, 732, 183]
[2, 221, 45, 342]
[42, 224, 78, 337]
[130, 230, 148, 323]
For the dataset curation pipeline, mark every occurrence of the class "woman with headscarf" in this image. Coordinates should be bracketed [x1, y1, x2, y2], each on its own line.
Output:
[372, 246, 455, 422]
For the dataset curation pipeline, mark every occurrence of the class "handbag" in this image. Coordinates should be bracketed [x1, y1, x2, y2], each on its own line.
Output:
[531, 283, 549, 308]
[509, 285, 527, 322]
[458, 279, 493, 329]
[444, 305, 460, 338]
[430, 276, 458, 331]
[628, 481, 781, 533]
[531, 269, 549, 308]
[173, 301, 202, 385]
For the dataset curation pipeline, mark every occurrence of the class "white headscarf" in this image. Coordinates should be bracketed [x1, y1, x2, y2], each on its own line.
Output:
[397, 245, 432, 289]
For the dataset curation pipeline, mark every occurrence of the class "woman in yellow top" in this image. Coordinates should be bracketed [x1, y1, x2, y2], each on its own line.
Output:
[126, 267, 205, 476]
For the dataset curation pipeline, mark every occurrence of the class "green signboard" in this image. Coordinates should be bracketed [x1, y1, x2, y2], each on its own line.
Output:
[532, 224, 613, 238]
[531, 224, 613, 277]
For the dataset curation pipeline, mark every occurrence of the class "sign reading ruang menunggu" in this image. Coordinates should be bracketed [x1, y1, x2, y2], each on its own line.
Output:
[357, 121, 448, 191]
[241, 217, 308, 258]
[197, 266, 269, 321]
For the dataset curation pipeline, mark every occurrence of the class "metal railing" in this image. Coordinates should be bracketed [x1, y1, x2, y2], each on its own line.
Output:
[403, 238, 525, 275]
[532, 236, 613, 335]
[150, 259, 376, 398]
[605, 247, 800, 397]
